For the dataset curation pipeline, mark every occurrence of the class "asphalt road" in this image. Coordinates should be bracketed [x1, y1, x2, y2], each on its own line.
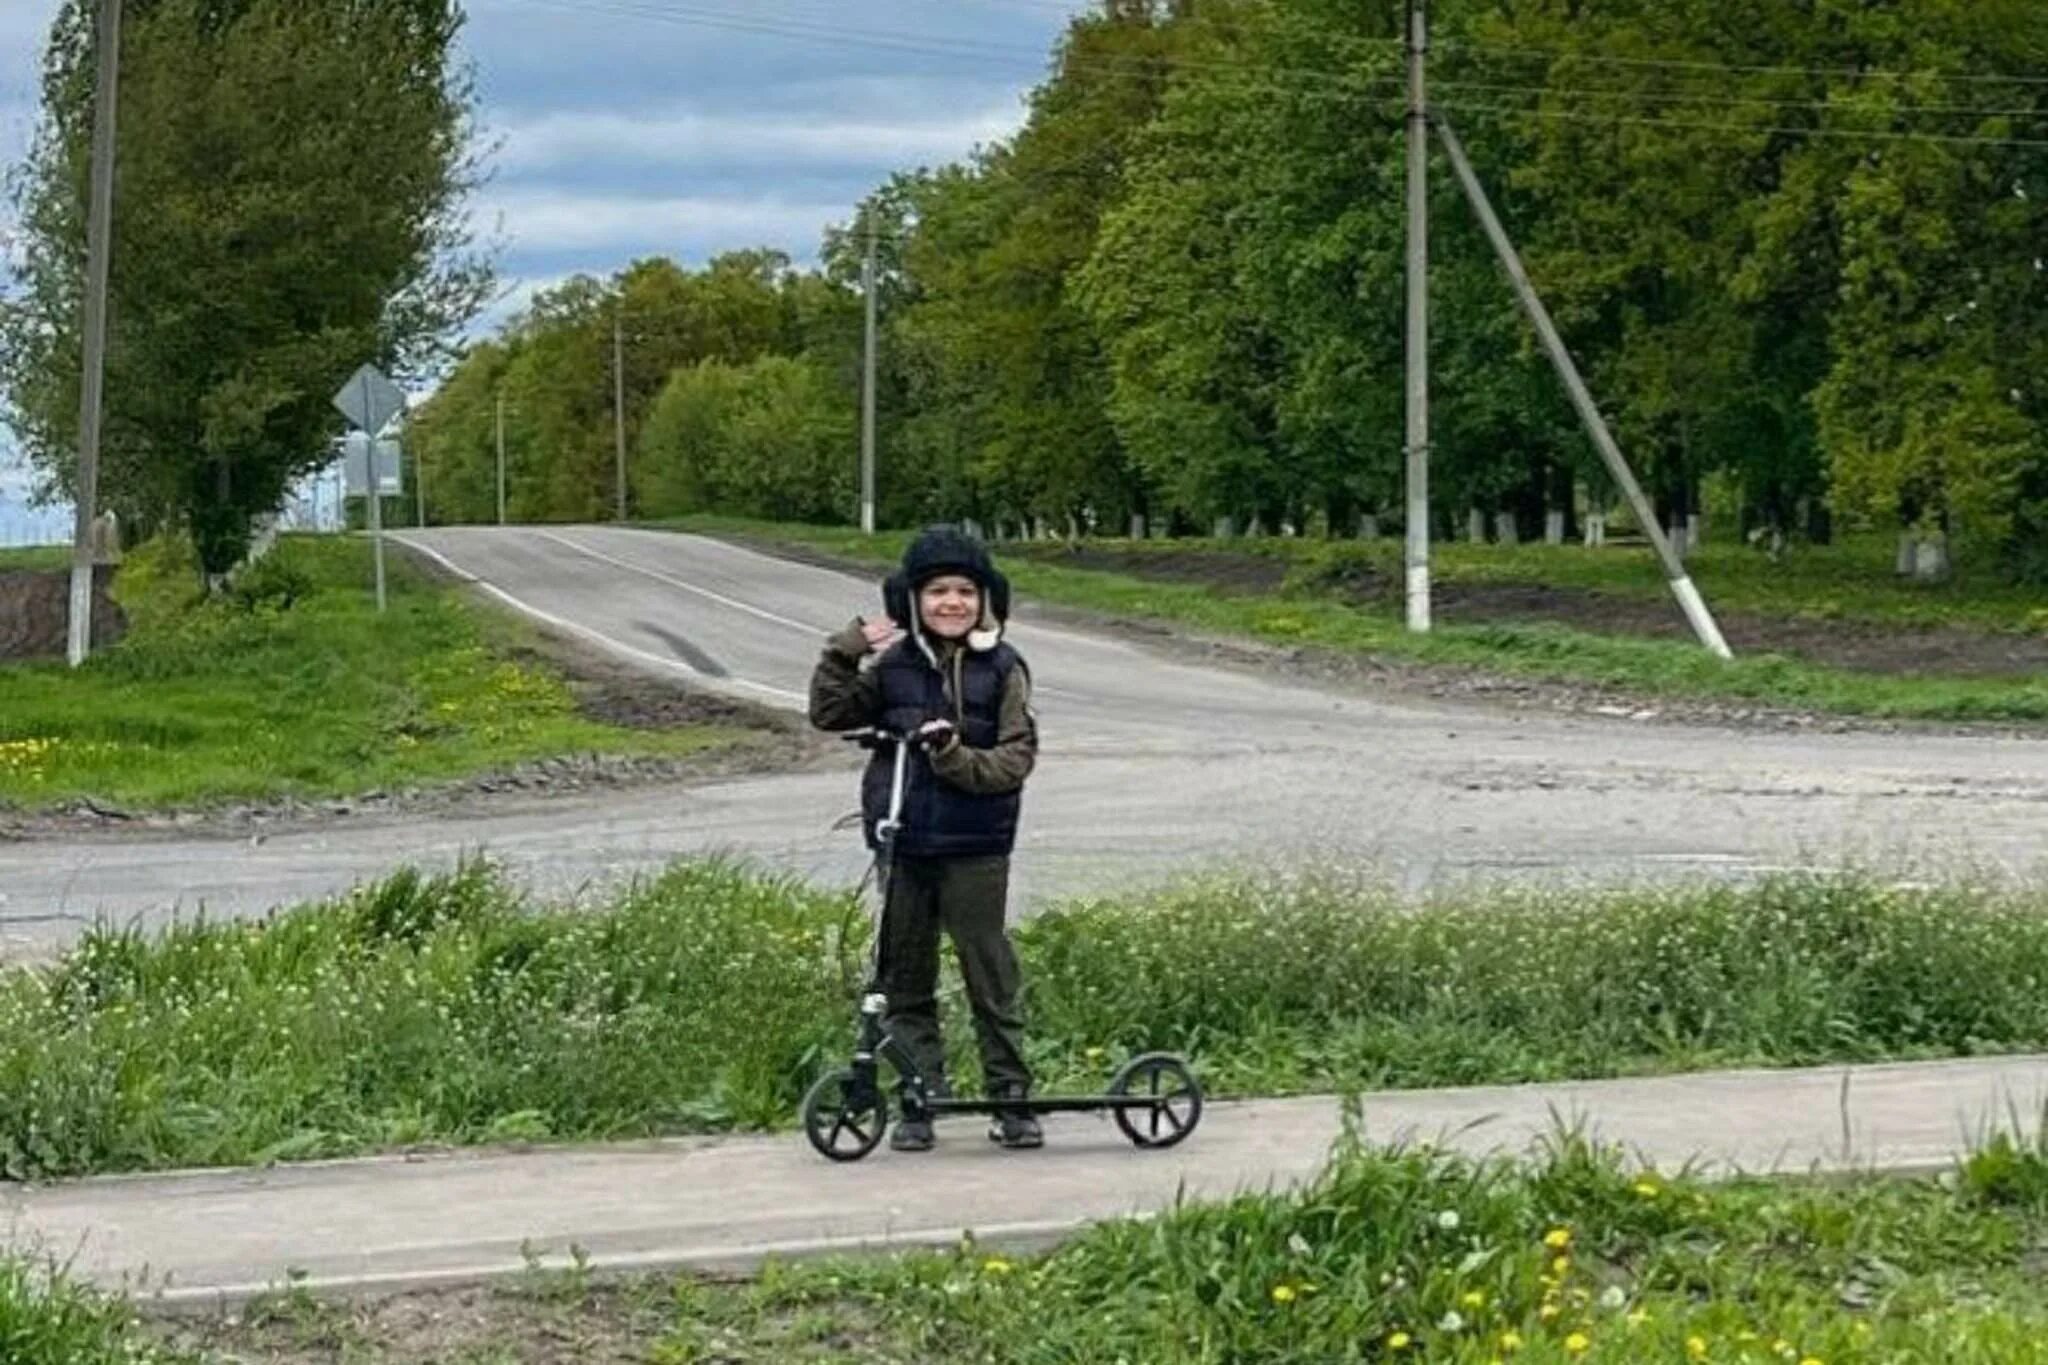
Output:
[4, 525, 2044, 956]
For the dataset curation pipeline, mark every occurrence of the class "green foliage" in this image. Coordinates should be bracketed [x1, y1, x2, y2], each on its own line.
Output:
[6, 861, 2048, 1181]
[0, 1258, 195, 1365]
[636, 355, 854, 523]
[0, 0, 493, 577]
[410, 252, 851, 525]
[666, 1138, 2048, 1363]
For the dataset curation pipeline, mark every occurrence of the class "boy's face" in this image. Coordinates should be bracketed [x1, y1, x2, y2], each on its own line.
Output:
[918, 574, 981, 640]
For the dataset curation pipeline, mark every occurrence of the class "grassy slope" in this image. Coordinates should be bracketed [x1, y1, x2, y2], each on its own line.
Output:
[657, 517, 2048, 722]
[0, 535, 748, 810]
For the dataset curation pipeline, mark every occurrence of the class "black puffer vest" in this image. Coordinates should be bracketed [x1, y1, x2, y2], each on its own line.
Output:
[861, 638, 1024, 859]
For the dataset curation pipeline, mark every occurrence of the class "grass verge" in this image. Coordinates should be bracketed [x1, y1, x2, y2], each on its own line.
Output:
[0, 535, 751, 810]
[655, 516, 2048, 723]
[0, 545, 71, 572]
[0, 1257, 195, 1364]
[164, 1134, 2048, 1363]
[5, 860, 2047, 1181]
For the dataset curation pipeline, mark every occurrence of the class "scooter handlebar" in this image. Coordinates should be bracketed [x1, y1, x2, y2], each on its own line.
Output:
[840, 725, 949, 753]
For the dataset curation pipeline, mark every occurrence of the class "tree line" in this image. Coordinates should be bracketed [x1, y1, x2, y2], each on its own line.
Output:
[424, 0, 2046, 580]
[7, 2, 2043, 582]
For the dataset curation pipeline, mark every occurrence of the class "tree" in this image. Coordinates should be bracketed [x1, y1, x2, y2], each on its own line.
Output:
[0, 0, 492, 578]
[637, 355, 854, 524]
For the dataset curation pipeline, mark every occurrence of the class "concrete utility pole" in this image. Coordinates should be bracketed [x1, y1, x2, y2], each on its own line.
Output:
[860, 224, 879, 535]
[1436, 119, 1733, 659]
[66, 0, 122, 668]
[414, 434, 426, 528]
[1402, 0, 1431, 634]
[612, 310, 628, 522]
[495, 388, 507, 526]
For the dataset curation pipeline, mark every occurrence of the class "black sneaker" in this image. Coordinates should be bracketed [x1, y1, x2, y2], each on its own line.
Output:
[890, 1117, 935, 1152]
[987, 1087, 1043, 1149]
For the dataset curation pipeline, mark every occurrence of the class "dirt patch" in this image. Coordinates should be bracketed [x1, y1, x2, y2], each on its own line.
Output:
[152, 1277, 890, 1364]
[1022, 542, 2048, 681]
[0, 564, 125, 661]
[154, 1281, 673, 1364]
[1009, 541, 1290, 595]
[1428, 581, 2048, 680]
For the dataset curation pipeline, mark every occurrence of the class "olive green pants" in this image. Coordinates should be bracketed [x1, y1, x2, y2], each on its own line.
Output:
[879, 853, 1032, 1095]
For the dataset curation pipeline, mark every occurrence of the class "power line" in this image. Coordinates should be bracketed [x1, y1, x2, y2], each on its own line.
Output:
[1435, 98, 2048, 151]
[1439, 39, 2048, 89]
[509, 0, 2048, 153]
[513, 0, 1405, 93]
[1429, 74, 2047, 123]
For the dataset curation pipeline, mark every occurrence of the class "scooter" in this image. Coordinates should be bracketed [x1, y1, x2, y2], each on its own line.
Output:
[800, 726, 1203, 1162]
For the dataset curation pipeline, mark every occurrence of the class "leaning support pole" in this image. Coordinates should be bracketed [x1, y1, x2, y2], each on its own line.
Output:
[1434, 118, 1733, 660]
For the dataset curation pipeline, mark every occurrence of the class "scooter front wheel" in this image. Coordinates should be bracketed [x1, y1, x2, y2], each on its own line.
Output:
[1108, 1052, 1203, 1150]
[802, 1068, 888, 1162]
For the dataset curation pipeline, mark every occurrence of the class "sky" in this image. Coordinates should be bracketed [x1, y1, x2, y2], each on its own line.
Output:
[0, 0, 1087, 544]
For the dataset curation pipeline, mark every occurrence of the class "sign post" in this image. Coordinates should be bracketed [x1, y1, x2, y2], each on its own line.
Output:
[332, 363, 406, 612]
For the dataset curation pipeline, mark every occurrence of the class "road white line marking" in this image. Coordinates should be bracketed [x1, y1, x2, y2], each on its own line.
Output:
[538, 528, 832, 636]
[392, 535, 806, 707]
[609, 525, 1147, 659]
[568, 528, 1087, 700]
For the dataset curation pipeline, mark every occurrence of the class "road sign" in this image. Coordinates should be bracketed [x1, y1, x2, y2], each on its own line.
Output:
[332, 363, 406, 436]
[340, 432, 404, 496]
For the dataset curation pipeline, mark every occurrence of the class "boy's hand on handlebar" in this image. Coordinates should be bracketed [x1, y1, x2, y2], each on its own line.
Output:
[915, 719, 958, 752]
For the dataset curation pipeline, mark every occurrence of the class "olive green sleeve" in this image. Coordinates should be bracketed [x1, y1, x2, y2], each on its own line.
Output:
[808, 618, 884, 731]
[928, 662, 1037, 795]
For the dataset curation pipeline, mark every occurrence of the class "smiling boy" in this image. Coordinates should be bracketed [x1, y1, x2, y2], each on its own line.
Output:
[808, 525, 1042, 1152]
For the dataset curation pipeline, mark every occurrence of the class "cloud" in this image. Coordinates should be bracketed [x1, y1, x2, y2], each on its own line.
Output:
[496, 104, 1020, 175]
[479, 188, 855, 256]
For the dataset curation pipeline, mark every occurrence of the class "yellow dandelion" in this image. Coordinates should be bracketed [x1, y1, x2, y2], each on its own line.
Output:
[1632, 1180, 1662, 1199]
[1499, 1331, 1525, 1352]
[1799, 1358, 1824, 1365]
[1387, 1330, 1412, 1350]
[1552, 1256, 1571, 1276]
[981, 1258, 1013, 1276]
[1686, 1336, 1709, 1360]
[1627, 1310, 1651, 1328]
[1270, 1284, 1297, 1305]
[1564, 1332, 1591, 1355]
[1544, 1228, 1573, 1250]
[1461, 1290, 1488, 1309]
[1539, 1304, 1562, 1322]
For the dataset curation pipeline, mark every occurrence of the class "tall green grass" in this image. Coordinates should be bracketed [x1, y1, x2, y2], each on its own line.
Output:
[676, 1133, 2048, 1363]
[6, 861, 2047, 1181]
[0, 1258, 195, 1364]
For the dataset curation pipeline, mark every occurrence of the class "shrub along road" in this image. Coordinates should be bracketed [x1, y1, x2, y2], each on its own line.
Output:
[3, 525, 2047, 957]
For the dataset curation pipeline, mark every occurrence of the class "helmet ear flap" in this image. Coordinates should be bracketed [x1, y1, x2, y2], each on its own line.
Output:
[987, 568, 1011, 623]
[883, 572, 913, 630]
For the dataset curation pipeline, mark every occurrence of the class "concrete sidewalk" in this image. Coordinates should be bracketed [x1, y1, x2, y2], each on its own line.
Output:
[6, 1055, 2044, 1308]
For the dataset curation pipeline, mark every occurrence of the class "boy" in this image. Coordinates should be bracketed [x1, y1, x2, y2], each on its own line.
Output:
[808, 525, 1042, 1151]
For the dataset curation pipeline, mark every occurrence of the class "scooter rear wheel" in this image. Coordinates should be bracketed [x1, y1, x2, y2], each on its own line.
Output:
[1108, 1052, 1202, 1150]
[802, 1068, 887, 1162]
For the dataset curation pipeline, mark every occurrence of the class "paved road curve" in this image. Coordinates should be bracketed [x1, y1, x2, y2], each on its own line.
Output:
[4, 525, 2045, 955]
